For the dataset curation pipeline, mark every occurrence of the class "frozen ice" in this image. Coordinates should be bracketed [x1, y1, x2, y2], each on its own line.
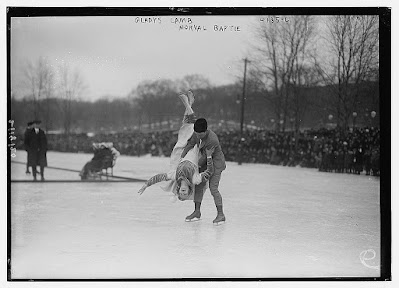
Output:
[10, 151, 380, 279]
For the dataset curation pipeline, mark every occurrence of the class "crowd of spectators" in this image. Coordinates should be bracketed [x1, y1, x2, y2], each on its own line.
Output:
[16, 126, 380, 176]
[43, 130, 177, 158]
[218, 127, 380, 176]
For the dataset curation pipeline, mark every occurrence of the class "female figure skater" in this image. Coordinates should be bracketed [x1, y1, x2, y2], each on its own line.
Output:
[137, 91, 214, 202]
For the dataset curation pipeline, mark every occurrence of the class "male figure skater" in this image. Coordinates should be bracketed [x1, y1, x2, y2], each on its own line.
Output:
[181, 118, 226, 225]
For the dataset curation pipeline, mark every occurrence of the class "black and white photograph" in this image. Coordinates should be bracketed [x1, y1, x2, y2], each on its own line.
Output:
[4, 4, 392, 283]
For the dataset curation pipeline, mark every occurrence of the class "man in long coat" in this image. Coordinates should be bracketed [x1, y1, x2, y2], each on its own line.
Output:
[24, 120, 47, 181]
[24, 121, 33, 174]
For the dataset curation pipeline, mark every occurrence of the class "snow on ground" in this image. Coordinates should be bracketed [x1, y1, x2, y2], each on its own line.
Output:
[10, 151, 380, 279]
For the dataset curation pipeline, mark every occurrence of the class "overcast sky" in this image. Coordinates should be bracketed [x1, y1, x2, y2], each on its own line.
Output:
[11, 15, 260, 101]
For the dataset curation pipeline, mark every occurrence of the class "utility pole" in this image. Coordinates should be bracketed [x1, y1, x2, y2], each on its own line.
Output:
[238, 58, 250, 165]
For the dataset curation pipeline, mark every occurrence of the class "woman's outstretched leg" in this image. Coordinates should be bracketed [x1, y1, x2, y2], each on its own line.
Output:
[173, 91, 196, 148]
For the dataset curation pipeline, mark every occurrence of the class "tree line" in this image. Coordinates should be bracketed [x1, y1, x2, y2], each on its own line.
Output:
[11, 15, 379, 134]
[11, 79, 378, 134]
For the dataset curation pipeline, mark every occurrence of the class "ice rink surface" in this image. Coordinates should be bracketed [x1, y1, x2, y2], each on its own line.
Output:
[10, 151, 380, 279]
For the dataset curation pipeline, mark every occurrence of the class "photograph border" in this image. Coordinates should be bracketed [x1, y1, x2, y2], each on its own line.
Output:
[6, 6, 391, 282]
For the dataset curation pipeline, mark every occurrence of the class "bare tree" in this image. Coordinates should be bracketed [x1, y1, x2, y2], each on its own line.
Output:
[253, 16, 316, 131]
[22, 57, 54, 122]
[42, 62, 55, 132]
[133, 79, 179, 129]
[252, 21, 283, 130]
[177, 74, 212, 92]
[315, 15, 379, 128]
[290, 64, 321, 132]
[57, 63, 85, 135]
[284, 17, 318, 132]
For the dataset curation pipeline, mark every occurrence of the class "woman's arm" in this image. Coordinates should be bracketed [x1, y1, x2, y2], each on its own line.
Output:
[138, 173, 170, 195]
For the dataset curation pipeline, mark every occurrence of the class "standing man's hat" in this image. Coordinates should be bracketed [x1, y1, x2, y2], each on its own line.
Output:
[27, 121, 34, 126]
[194, 118, 207, 133]
[33, 120, 42, 124]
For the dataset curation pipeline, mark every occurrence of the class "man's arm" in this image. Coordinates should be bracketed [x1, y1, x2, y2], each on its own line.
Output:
[193, 147, 215, 184]
[199, 155, 214, 182]
[181, 133, 197, 159]
[208, 132, 221, 150]
[197, 134, 219, 169]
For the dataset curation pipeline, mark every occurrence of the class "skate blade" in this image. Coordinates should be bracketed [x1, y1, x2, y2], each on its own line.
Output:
[213, 220, 225, 226]
[185, 217, 201, 222]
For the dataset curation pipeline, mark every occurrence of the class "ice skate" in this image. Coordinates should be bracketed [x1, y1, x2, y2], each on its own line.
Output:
[178, 92, 194, 115]
[178, 92, 189, 106]
[187, 89, 195, 106]
[213, 205, 226, 225]
[185, 210, 201, 222]
[213, 214, 226, 225]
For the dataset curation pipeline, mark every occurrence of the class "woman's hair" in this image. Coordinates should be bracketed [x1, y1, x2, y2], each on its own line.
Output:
[175, 161, 196, 200]
[176, 178, 193, 201]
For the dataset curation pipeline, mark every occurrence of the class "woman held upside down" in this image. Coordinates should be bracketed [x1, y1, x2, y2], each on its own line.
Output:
[137, 90, 214, 202]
